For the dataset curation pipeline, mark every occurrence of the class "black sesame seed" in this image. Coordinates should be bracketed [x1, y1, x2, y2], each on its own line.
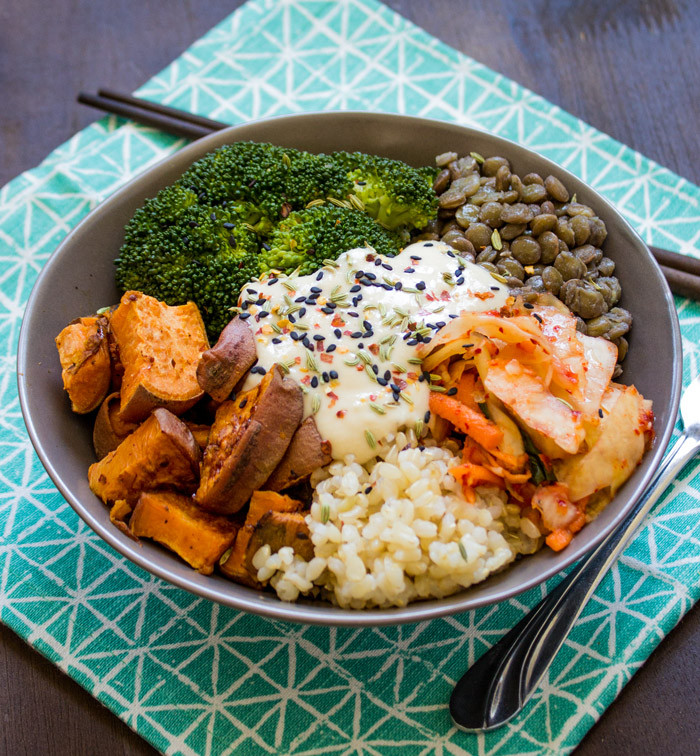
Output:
[410, 255, 422, 260]
[250, 366, 266, 375]
[321, 306, 334, 314]
[256, 298, 266, 306]
[262, 242, 271, 251]
[382, 263, 393, 270]
[241, 301, 250, 310]
[424, 410, 431, 423]
[374, 258, 382, 266]
[356, 270, 365, 278]
[322, 372, 330, 383]
[310, 286, 322, 293]
[365, 271, 377, 280]
[418, 374, 425, 382]
[372, 364, 379, 375]
[423, 337, 432, 345]
[302, 336, 312, 348]
[449, 314, 458, 319]
[436, 321, 446, 328]
[404, 267, 415, 273]
[384, 370, 391, 380]
[416, 281, 426, 291]
[290, 331, 301, 340]
[239, 398, 248, 409]
[334, 328, 342, 338]
[446, 249, 454, 257]
[311, 376, 319, 388]
[456, 277, 465, 286]
[363, 331, 373, 338]
[305, 297, 316, 305]
[313, 334, 325, 341]
[447, 387, 458, 396]
[210, 212, 217, 221]
[239, 312, 251, 320]
[390, 383, 400, 392]
[316, 271, 324, 281]
[351, 331, 363, 339]
[363, 320, 372, 330]
[394, 282, 403, 290]
[348, 311, 359, 318]
[381, 284, 392, 291]
[223, 222, 235, 229]
[422, 372, 431, 381]
[598, 408, 604, 419]
[424, 243, 433, 247]
[288, 314, 296, 323]
[247, 288, 257, 295]
[376, 377, 388, 386]
[272, 337, 281, 344]
[257, 311, 269, 319]
[364, 486, 372, 494]
[295, 296, 306, 303]
[267, 278, 278, 285]
[358, 342, 364, 349]
[392, 390, 401, 401]
[350, 285, 361, 293]
[490, 286, 501, 291]
[326, 344, 337, 353]
[329, 370, 338, 380]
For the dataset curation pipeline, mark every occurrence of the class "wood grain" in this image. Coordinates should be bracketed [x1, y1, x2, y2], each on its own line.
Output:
[1, 0, 698, 753]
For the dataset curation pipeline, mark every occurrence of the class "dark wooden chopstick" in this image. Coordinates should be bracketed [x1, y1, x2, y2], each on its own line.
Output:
[77, 89, 700, 300]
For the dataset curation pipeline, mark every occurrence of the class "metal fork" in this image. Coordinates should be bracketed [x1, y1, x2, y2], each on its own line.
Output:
[450, 374, 700, 731]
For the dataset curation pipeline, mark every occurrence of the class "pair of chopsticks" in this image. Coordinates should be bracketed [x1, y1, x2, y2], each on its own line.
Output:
[77, 89, 700, 301]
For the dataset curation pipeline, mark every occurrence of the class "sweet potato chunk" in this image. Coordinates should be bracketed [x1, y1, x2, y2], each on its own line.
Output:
[130, 491, 238, 575]
[55, 315, 111, 413]
[196, 316, 257, 403]
[88, 408, 201, 504]
[265, 417, 332, 491]
[196, 365, 303, 514]
[93, 392, 139, 460]
[246, 511, 314, 569]
[110, 291, 209, 422]
[219, 490, 303, 586]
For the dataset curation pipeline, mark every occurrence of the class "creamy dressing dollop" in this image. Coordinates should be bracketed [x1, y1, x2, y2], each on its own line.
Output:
[240, 241, 507, 463]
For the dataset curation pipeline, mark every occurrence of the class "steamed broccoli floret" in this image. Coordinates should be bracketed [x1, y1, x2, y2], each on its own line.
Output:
[331, 151, 438, 231]
[259, 204, 404, 275]
[116, 204, 260, 339]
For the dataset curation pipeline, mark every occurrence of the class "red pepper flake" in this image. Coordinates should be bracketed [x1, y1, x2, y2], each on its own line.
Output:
[331, 314, 345, 327]
[301, 375, 311, 385]
[425, 293, 436, 301]
[440, 291, 451, 301]
[407, 372, 419, 381]
[336, 409, 347, 418]
[474, 291, 495, 300]
[294, 356, 301, 364]
[320, 353, 334, 363]
[395, 379, 407, 390]
[368, 343, 380, 355]
[327, 391, 339, 408]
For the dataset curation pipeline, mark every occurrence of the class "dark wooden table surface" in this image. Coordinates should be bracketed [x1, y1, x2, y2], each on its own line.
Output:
[1, 0, 698, 753]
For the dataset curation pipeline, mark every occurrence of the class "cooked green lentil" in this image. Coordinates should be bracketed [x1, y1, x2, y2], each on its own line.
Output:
[413, 151, 632, 375]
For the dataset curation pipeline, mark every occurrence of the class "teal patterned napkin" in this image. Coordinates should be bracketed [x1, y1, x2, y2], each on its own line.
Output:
[2, 1, 699, 754]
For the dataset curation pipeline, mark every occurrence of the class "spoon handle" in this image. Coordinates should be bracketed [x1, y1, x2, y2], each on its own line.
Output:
[450, 427, 700, 731]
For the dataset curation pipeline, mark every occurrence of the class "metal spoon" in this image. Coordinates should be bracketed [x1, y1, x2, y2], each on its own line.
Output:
[450, 374, 700, 731]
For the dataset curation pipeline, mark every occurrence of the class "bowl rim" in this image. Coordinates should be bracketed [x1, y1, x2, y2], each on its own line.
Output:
[17, 111, 683, 626]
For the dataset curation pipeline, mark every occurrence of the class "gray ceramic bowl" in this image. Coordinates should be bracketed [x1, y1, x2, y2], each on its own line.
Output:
[18, 112, 681, 625]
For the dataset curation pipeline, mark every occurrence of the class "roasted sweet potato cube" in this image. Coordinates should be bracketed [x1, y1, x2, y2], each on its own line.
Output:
[109, 291, 209, 422]
[245, 511, 314, 572]
[265, 417, 332, 491]
[219, 490, 303, 586]
[196, 365, 303, 514]
[88, 407, 201, 504]
[93, 392, 139, 460]
[196, 316, 257, 403]
[130, 491, 238, 575]
[55, 315, 112, 413]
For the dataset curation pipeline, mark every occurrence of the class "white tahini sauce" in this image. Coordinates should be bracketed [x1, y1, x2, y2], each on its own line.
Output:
[240, 241, 507, 463]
